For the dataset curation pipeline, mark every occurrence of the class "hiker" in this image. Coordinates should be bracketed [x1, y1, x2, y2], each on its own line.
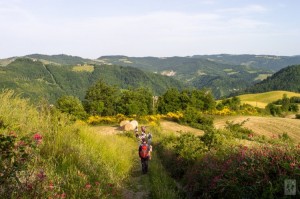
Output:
[139, 126, 146, 141]
[147, 132, 152, 145]
[141, 126, 146, 134]
[134, 126, 139, 138]
[139, 138, 150, 174]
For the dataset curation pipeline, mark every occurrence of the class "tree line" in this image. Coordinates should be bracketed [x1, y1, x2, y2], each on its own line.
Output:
[56, 80, 216, 119]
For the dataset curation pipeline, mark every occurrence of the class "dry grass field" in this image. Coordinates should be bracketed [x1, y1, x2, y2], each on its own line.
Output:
[214, 115, 300, 142]
[160, 120, 204, 136]
[238, 90, 300, 108]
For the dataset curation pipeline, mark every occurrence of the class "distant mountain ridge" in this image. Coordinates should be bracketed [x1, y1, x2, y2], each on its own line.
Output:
[192, 54, 300, 72]
[0, 58, 185, 103]
[1, 53, 300, 101]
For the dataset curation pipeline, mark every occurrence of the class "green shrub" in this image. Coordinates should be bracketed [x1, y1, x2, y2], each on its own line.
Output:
[225, 119, 254, 139]
[184, 145, 300, 198]
[179, 107, 213, 130]
[0, 132, 47, 198]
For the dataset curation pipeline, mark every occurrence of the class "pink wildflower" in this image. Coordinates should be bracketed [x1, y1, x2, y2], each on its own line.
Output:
[60, 193, 66, 198]
[290, 162, 296, 169]
[37, 170, 46, 181]
[49, 182, 54, 190]
[95, 181, 100, 185]
[17, 140, 26, 147]
[27, 183, 33, 190]
[33, 133, 42, 144]
[85, 184, 92, 189]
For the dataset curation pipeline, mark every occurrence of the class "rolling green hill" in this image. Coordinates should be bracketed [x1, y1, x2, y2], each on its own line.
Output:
[193, 54, 300, 72]
[237, 91, 300, 108]
[96, 56, 271, 98]
[242, 65, 300, 94]
[0, 58, 185, 103]
[2, 54, 300, 100]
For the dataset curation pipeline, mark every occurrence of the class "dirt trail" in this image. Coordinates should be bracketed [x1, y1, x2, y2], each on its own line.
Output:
[122, 158, 150, 199]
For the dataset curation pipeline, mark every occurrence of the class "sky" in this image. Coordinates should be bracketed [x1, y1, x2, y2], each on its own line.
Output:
[1, 0, 300, 59]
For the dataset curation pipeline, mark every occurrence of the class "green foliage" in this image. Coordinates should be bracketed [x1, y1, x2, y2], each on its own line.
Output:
[217, 96, 241, 111]
[0, 58, 185, 104]
[116, 87, 153, 116]
[225, 119, 254, 139]
[0, 90, 138, 198]
[98, 55, 274, 98]
[148, 151, 183, 199]
[179, 107, 214, 130]
[184, 145, 300, 198]
[245, 65, 300, 94]
[158, 88, 181, 114]
[26, 54, 89, 65]
[158, 88, 216, 114]
[0, 132, 44, 198]
[84, 80, 119, 116]
[56, 95, 87, 119]
[174, 133, 207, 161]
[200, 128, 234, 150]
[266, 103, 282, 116]
[265, 94, 299, 116]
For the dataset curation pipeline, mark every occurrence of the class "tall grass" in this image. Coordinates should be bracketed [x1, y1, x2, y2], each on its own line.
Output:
[148, 151, 183, 199]
[0, 90, 137, 198]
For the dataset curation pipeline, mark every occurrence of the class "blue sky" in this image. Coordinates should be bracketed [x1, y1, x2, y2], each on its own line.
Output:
[1, 0, 300, 58]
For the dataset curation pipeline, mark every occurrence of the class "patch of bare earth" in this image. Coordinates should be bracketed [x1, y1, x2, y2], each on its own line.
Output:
[122, 162, 150, 199]
[91, 125, 123, 135]
[214, 116, 300, 142]
[160, 120, 204, 136]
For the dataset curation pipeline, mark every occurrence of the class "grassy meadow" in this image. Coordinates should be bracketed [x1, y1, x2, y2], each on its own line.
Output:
[1, 89, 300, 198]
[0, 90, 180, 198]
[238, 90, 300, 108]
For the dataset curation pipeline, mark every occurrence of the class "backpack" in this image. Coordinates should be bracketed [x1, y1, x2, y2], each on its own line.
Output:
[139, 144, 149, 159]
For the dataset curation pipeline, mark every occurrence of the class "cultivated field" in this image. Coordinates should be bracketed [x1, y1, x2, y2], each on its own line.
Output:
[160, 120, 204, 136]
[214, 115, 300, 142]
[238, 90, 300, 108]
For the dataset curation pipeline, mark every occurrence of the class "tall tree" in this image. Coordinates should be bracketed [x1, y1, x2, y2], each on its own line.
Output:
[56, 95, 87, 119]
[158, 88, 181, 114]
[116, 87, 153, 116]
[84, 80, 118, 116]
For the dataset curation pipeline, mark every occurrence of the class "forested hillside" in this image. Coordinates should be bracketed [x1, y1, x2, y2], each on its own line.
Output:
[1, 53, 300, 100]
[97, 55, 271, 98]
[0, 58, 185, 103]
[193, 54, 300, 72]
[242, 65, 300, 94]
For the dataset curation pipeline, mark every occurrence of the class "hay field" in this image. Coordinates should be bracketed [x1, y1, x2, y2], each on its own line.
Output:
[214, 115, 300, 142]
[238, 91, 300, 108]
[160, 120, 204, 136]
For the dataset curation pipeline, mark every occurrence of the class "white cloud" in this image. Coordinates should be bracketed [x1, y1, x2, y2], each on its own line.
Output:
[217, 4, 268, 15]
[0, 1, 299, 58]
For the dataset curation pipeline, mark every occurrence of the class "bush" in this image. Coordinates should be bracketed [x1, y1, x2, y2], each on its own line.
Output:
[225, 119, 254, 139]
[0, 132, 46, 198]
[157, 133, 208, 179]
[184, 145, 300, 198]
[179, 107, 213, 130]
